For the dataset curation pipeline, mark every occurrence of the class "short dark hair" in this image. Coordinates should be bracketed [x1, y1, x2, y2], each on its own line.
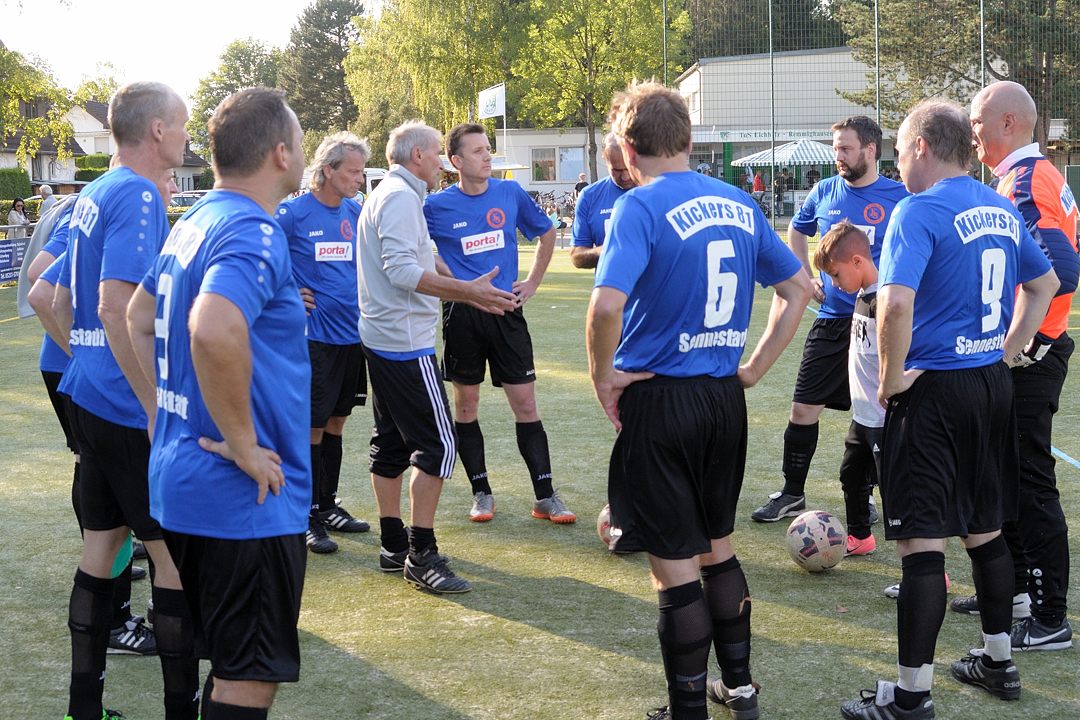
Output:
[209, 87, 295, 178]
[447, 123, 487, 158]
[814, 220, 871, 271]
[902, 100, 974, 170]
[832, 115, 883, 160]
[609, 80, 690, 158]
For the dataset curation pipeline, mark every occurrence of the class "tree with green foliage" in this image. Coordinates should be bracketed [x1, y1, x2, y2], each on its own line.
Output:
[279, 0, 363, 140]
[0, 46, 73, 166]
[188, 38, 283, 152]
[686, 0, 844, 60]
[512, 0, 691, 179]
[834, 0, 1080, 148]
[73, 64, 120, 105]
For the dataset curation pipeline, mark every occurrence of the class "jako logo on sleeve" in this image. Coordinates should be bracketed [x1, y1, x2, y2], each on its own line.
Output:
[461, 229, 505, 255]
[316, 242, 353, 262]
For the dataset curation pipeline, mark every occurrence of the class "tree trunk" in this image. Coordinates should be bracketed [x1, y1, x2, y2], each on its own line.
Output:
[584, 96, 598, 181]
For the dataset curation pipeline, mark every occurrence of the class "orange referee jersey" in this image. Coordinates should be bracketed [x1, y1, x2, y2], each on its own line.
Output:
[997, 154, 1079, 339]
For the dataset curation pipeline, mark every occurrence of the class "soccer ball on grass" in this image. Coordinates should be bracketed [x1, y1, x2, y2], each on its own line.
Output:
[786, 510, 845, 572]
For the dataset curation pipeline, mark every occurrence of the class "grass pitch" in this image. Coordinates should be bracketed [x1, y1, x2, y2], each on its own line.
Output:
[1, 248, 1077, 719]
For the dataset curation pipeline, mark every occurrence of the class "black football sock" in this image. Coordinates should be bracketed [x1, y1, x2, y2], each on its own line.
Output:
[68, 569, 114, 720]
[204, 698, 268, 720]
[110, 560, 134, 630]
[657, 580, 712, 720]
[455, 420, 491, 494]
[515, 420, 554, 500]
[843, 486, 872, 540]
[320, 432, 343, 509]
[968, 535, 1014, 665]
[409, 526, 436, 557]
[379, 516, 408, 553]
[701, 556, 753, 689]
[309, 444, 323, 516]
[895, 551, 945, 710]
[201, 675, 214, 719]
[781, 421, 818, 497]
[152, 586, 200, 720]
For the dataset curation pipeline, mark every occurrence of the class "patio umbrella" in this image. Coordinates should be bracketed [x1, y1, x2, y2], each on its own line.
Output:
[730, 138, 835, 167]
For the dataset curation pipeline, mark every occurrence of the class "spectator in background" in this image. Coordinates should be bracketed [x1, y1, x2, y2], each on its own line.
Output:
[752, 171, 765, 201]
[39, 184, 57, 215]
[574, 172, 589, 196]
[7, 198, 30, 238]
[806, 166, 821, 188]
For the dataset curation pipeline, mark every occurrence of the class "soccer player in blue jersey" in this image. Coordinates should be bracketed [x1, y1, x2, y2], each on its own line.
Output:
[588, 81, 811, 720]
[570, 132, 637, 269]
[128, 87, 310, 719]
[424, 124, 575, 525]
[48, 82, 199, 720]
[953, 81, 1079, 651]
[840, 100, 1059, 720]
[277, 131, 371, 555]
[359, 121, 516, 592]
[751, 116, 909, 524]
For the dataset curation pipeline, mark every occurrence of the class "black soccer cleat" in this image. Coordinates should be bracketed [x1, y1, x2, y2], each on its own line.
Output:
[750, 491, 805, 523]
[1011, 616, 1073, 651]
[403, 548, 471, 594]
[949, 651, 1021, 700]
[306, 517, 338, 554]
[706, 678, 759, 720]
[319, 505, 370, 533]
[840, 680, 934, 719]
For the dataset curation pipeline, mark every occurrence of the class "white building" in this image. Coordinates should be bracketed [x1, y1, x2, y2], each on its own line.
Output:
[496, 127, 608, 196]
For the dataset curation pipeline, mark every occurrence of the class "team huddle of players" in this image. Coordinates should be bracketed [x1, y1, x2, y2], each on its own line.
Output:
[21, 75, 1075, 720]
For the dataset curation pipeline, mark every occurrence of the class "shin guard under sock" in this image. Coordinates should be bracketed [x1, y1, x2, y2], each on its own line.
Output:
[515, 420, 554, 499]
[781, 421, 818, 497]
[68, 569, 114, 720]
[657, 581, 712, 720]
[152, 586, 200, 720]
[320, 432, 343, 509]
[701, 556, 753, 689]
[455, 420, 491, 494]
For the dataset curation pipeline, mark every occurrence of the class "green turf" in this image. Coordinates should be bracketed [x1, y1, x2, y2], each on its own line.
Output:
[1, 248, 1078, 719]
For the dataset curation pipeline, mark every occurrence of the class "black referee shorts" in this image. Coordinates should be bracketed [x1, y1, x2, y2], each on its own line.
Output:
[792, 316, 852, 410]
[308, 340, 367, 428]
[441, 302, 536, 387]
[68, 402, 162, 541]
[607, 375, 747, 559]
[163, 530, 306, 683]
[364, 348, 457, 480]
[879, 362, 1018, 541]
[41, 370, 77, 453]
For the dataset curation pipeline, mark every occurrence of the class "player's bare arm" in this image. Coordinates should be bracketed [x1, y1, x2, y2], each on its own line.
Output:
[787, 223, 825, 303]
[434, 253, 454, 278]
[29, 277, 71, 356]
[101, 278, 156, 422]
[513, 226, 556, 303]
[738, 271, 813, 388]
[26, 249, 56, 285]
[126, 285, 159, 437]
[569, 245, 603, 270]
[586, 286, 654, 432]
[1004, 268, 1060, 365]
[189, 292, 285, 504]
[52, 283, 74, 347]
[876, 283, 921, 404]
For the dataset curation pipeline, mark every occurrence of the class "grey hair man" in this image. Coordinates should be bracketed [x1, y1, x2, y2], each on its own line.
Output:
[357, 120, 515, 593]
[276, 131, 373, 554]
[39, 183, 57, 214]
[570, 131, 637, 269]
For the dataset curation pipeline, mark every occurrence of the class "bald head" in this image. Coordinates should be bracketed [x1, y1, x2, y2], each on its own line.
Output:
[970, 81, 1038, 169]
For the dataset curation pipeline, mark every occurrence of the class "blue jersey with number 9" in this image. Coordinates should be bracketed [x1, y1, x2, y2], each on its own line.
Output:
[879, 175, 1052, 370]
[596, 171, 802, 378]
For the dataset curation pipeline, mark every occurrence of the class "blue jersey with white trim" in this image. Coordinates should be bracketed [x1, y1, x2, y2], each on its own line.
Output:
[276, 192, 362, 345]
[424, 179, 553, 293]
[792, 175, 909, 318]
[142, 191, 311, 539]
[596, 171, 802, 378]
[879, 175, 1051, 370]
[38, 205, 75, 373]
[56, 167, 165, 428]
[572, 176, 628, 249]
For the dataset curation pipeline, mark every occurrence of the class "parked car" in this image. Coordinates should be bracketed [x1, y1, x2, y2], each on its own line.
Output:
[169, 190, 209, 208]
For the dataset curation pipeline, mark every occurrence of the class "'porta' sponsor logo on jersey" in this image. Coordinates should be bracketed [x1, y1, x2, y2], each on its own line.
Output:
[953, 206, 1020, 245]
[461, 229, 504, 255]
[666, 196, 754, 240]
[316, 242, 353, 261]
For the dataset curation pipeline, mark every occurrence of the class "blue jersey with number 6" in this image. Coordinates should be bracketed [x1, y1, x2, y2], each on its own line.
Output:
[596, 171, 802, 378]
[879, 175, 1051, 370]
[141, 191, 311, 539]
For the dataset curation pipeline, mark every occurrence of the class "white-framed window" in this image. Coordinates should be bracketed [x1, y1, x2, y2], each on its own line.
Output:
[532, 146, 585, 183]
[531, 148, 556, 182]
[559, 147, 584, 181]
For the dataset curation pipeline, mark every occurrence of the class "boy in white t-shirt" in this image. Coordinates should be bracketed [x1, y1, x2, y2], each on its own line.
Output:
[814, 220, 883, 556]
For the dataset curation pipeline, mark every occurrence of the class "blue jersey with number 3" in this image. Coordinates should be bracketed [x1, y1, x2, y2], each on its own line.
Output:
[142, 191, 311, 539]
[596, 171, 802, 378]
[879, 175, 1051, 370]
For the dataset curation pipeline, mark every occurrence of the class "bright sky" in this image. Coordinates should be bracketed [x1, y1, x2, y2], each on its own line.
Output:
[1, 0, 316, 105]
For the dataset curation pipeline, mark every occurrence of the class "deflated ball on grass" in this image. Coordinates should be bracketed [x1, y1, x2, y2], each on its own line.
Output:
[786, 510, 846, 572]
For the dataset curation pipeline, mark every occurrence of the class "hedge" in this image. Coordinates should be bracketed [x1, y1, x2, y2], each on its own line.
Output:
[76, 153, 110, 170]
[75, 168, 108, 182]
[0, 168, 32, 200]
